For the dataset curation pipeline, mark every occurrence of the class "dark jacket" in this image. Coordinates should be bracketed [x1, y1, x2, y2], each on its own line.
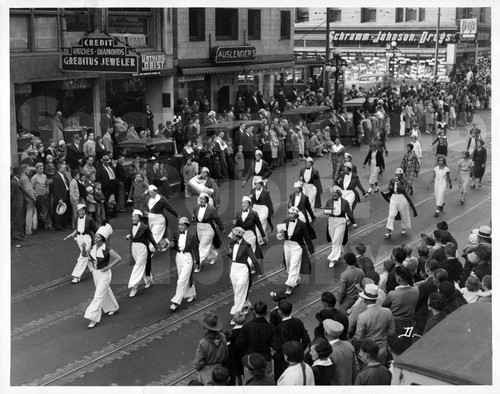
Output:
[193, 204, 224, 249]
[235, 316, 281, 362]
[73, 215, 97, 237]
[249, 187, 274, 217]
[281, 218, 314, 274]
[363, 149, 385, 169]
[128, 222, 159, 265]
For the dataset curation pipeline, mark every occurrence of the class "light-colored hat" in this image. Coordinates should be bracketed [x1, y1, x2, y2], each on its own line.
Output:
[255, 150, 263, 157]
[293, 181, 303, 189]
[288, 206, 300, 215]
[76, 203, 87, 212]
[344, 152, 352, 159]
[330, 185, 342, 194]
[199, 192, 210, 200]
[105, 107, 111, 111]
[232, 227, 245, 237]
[208, 110, 216, 117]
[35, 162, 44, 169]
[200, 167, 210, 173]
[172, 115, 181, 124]
[478, 225, 491, 239]
[86, 186, 93, 192]
[56, 201, 67, 215]
[253, 176, 264, 184]
[343, 162, 353, 170]
[96, 224, 113, 240]
[395, 168, 404, 175]
[148, 185, 157, 191]
[179, 217, 190, 226]
[323, 319, 344, 338]
[468, 233, 479, 245]
[359, 283, 379, 300]
[132, 209, 143, 217]
[58, 140, 66, 146]
[27, 148, 37, 154]
[355, 277, 375, 292]
[56, 111, 62, 116]
[242, 196, 252, 204]
[101, 155, 111, 162]
[305, 157, 314, 163]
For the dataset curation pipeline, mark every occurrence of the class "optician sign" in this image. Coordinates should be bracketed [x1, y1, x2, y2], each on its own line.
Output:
[329, 30, 454, 45]
[212, 46, 257, 64]
[60, 32, 139, 73]
[460, 18, 478, 38]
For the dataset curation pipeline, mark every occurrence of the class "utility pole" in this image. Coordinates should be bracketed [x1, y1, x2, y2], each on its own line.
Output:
[434, 7, 441, 78]
[325, 8, 330, 96]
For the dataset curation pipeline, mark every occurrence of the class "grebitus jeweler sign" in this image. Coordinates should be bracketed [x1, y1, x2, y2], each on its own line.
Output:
[60, 31, 139, 73]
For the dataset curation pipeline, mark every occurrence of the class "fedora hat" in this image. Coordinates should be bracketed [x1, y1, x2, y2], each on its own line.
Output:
[478, 225, 491, 240]
[56, 201, 67, 215]
[101, 155, 111, 163]
[359, 283, 379, 300]
[198, 312, 223, 332]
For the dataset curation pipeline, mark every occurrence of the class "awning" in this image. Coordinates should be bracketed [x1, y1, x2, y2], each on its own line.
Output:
[181, 61, 295, 76]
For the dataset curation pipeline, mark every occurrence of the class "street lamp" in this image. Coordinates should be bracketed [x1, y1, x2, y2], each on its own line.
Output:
[387, 41, 399, 77]
[325, 48, 348, 110]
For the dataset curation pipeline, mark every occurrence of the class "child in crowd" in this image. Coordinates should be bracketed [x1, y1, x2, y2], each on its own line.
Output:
[128, 173, 148, 211]
[44, 154, 56, 181]
[86, 185, 97, 220]
[93, 182, 106, 223]
[354, 243, 374, 276]
[460, 275, 484, 303]
[182, 156, 197, 198]
[234, 145, 245, 180]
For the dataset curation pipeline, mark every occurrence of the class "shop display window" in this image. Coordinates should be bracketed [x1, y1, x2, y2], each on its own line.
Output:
[10, 15, 29, 50]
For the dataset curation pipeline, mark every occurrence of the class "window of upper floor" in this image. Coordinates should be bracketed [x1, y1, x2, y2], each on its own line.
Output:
[216, 8, 238, 41]
[107, 8, 153, 47]
[247, 9, 261, 40]
[361, 8, 376, 23]
[395, 8, 425, 23]
[328, 8, 341, 23]
[281, 10, 291, 39]
[189, 8, 205, 42]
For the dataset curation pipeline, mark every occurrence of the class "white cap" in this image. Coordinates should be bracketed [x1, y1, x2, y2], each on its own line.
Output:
[77, 203, 87, 211]
[288, 206, 300, 215]
[96, 224, 113, 240]
[254, 176, 264, 184]
[293, 181, 303, 189]
[255, 150, 263, 157]
[208, 110, 216, 116]
[132, 209, 143, 217]
[395, 168, 404, 174]
[242, 196, 252, 204]
[200, 167, 210, 173]
[343, 162, 353, 170]
[305, 157, 314, 163]
[199, 192, 210, 200]
[148, 185, 157, 191]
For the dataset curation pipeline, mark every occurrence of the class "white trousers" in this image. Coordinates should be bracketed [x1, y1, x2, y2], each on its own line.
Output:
[342, 190, 356, 210]
[386, 194, 411, 231]
[128, 242, 149, 289]
[171, 252, 196, 305]
[71, 234, 92, 279]
[84, 269, 119, 323]
[230, 263, 251, 315]
[252, 204, 269, 244]
[302, 183, 317, 213]
[369, 165, 380, 186]
[197, 222, 218, 264]
[148, 213, 166, 252]
[284, 240, 303, 287]
[327, 217, 346, 262]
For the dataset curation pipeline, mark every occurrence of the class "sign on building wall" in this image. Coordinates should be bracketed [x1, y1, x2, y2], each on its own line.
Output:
[212, 46, 257, 64]
[329, 30, 454, 45]
[132, 52, 168, 76]
[460, 18, 478, 38]
[60, 32, 139, 73]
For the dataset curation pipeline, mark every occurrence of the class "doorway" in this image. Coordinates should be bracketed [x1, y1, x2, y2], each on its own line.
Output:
[217, 85, 230, 113]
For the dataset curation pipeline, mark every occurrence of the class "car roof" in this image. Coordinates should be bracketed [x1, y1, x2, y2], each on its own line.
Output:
[203, 120, 262, 131]
[281, 105, 331, 116]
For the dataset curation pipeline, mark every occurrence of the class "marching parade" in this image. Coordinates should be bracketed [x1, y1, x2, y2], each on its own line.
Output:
[8, 6, 493, 390]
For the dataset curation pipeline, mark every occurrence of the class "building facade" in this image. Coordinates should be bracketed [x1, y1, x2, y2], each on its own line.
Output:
[173, 8, 295, 113]
[292, 7, 491, 90]
[10, 8, 174, 165]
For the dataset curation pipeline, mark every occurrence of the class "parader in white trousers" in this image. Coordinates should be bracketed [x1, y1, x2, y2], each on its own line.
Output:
[197, 222, 218, 264]
[84, 268, 119, 323]
[128, 242, 149, 289]
[302, 183, 317, 217]
[252, 204, 269, 245]
[327, 216, 346, 262]
[342, 190, 356, 210]
[148, 212, 166, 252]
[284, 240, 303, 288]
[71, 234, 92, 279]
[229, 262, 251, 315]
[171, 252, 196, 305]
[386, 194, 411, 231]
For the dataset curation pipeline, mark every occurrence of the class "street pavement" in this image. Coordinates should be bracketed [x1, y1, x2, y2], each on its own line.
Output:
[10, 110, 492, 386]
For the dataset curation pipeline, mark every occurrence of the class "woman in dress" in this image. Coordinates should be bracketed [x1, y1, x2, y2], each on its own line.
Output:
[329, 137, 345, 183]
[455, 151, 474, 204]
[400, 144, 420, 196]
[434, 135, 448, 165]
[269, 125, 280, 169]
[430, 157, 452, 218]
[471, 140, 487, 189]
[363, 142, 385, 194]
[182, 139, 196, 161]
[82, 224, 121, 328]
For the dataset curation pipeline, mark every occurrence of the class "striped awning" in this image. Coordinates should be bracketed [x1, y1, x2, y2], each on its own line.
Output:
[181, 61, 295, 76]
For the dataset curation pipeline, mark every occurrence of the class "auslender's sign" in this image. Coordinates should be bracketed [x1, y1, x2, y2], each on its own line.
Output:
[61, 34, 139, 73]
[329, 30, 454, 45]
[213, 46, 257, 64]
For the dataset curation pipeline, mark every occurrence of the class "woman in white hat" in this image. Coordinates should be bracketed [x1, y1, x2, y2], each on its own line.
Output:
[288, 181, 316, 238]
[277, 207, 314, 295]
[299, 157, 323, 210]
[65, 203, 98, 284]
[233, 196, 266, 262]
[167, 217, 199, 310]
[125, 209, 161, 297]
[81, 224, 121, 328]
[248, 176, 275, 241]
[192, 192, 225, 272]
[324, 186, 356, 267]
[242, 149, 272, 189]
[336, 161, 368, 214]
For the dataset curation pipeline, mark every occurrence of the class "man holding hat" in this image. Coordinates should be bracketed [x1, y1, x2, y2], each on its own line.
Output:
[249, 176, 275, 242]
[66, 133, 84, 171]
[167, 217, 199, 310]
[227, 226, 261, 317]
[324, 185, 356, 268]
[354, 284, 395, 364]
[242, 149, 272, 189]
[336, 161, 369, 213]
[277, 206, 314, 295]
[299, 157, 323, 209]
[124, 209, 160, 297]
[65, 203, 98, 283]
[52, 162, 71, 230]
[288, 181, 316, 235]
[323, 319, 359, 385]
[382, 168, 417, 239]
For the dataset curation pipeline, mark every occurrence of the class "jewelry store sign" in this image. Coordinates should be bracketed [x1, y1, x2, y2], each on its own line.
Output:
[61, 34, 139, 73]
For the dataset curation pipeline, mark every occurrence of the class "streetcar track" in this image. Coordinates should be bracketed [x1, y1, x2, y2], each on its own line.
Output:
[21, 194, 490, 386]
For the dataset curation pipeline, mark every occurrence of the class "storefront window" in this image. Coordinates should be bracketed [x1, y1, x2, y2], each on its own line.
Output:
[293, 67, 305, 83]
[108, 8, 152, 47]
[34, 16, 58, 50]
[10, 15, 29, 50]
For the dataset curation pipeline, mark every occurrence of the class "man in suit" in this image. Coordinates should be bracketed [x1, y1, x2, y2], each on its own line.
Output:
[115, 155, 127, 212]
[100, 107, 114, 136]
[354, 284, 396, 364]
[52, 162, 71, 230]
[249, 177, 275, 240]
[11, 167, 25, 240]
[337, 162, 368, 213]
[241, 126, 258, 172]
[19, 164, 37, 235]
[246, 91, 260, 116]
[227, 227, 261, 317]
[102, 128, 114, 159]
[168, 217, 199, 310]
[65, 204, 98, 283]
[242, 150, 271, 189]
[125, 209, 160, 297]
[233, 123, 246, 152]
[323, 319, 359, 385]
[288, 181, 316, 238]
[299, 157, 323, 209]
[95, 155, 117, 217]
[413, 259, 439, 337]
[66, 133, 84, 171]
[277, 207, 314, 295]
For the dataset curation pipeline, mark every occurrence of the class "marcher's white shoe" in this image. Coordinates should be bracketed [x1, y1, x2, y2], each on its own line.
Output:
[170, 303, 178, 311]
[401, 229, 407, 235]
[88, 321, 97, 329]
[328, 261, 335, 268]
[187, 296, 196, 303]
[107, 310, 117, 316]
[71, 277, 80, 284]
[194, 264, 201, 273]
[129, 288, 138, 297]
[285, 286, 293, 295]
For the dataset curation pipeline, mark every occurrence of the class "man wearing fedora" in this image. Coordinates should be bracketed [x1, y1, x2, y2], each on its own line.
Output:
[354, 283, 395, 365]
[65, 204, 98, 284]
[96, 155, 117, 217]
[194, 312, 228, 385]
[53, 162, 71, 231]
[66, 133, 84, 171]
[277, 207, 314, 296]
[168, 217, 199, 311]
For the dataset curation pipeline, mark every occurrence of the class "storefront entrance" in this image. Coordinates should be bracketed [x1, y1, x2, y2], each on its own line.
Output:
[217, 85, 230, 112]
